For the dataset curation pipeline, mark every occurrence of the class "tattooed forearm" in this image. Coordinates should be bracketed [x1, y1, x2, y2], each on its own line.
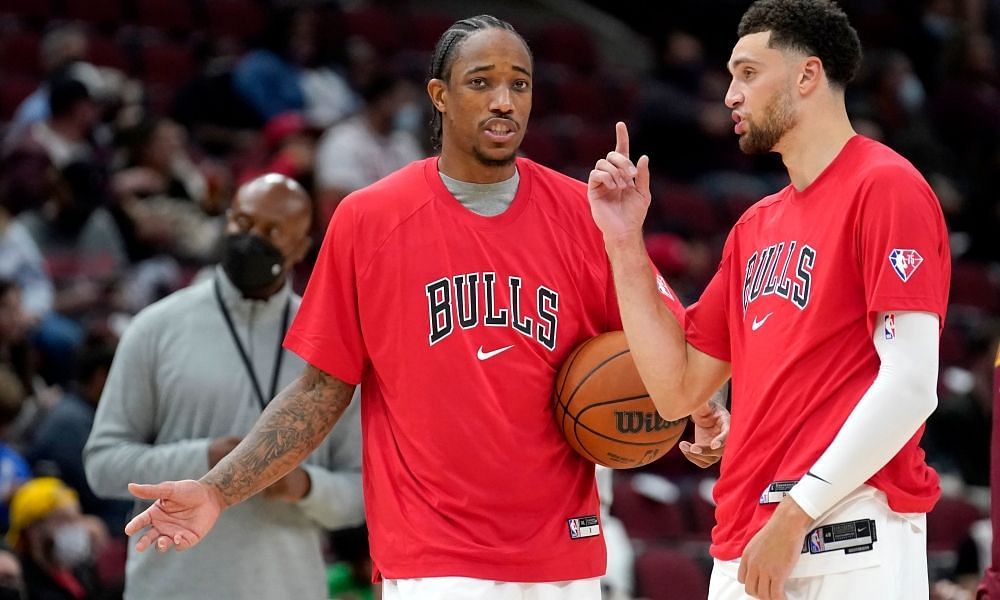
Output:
[201, 364, 356, 507]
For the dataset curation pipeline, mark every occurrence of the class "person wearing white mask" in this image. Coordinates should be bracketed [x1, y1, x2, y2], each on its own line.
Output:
[6, 477, 108, 600]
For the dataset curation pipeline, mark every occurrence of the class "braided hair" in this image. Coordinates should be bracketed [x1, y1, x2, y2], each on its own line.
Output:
[427, 15, 530, 150]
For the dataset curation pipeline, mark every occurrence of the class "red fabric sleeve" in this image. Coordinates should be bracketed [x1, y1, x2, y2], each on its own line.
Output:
[856, 167, 951, 330]
[604, 259, 686, 331]
[684, 251, 733, 362]
[283, 200, 368, 384]
[684, 259, 732, 362]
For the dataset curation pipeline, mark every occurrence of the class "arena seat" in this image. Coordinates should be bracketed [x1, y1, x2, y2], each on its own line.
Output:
[87, 35, 130, 72]
[406, 13, 455, 52]
[634, 547, 709, 600]
[0, 0, 51, 22]
[136, 0, 194, 32]
[205, 0, 266, 40]
[66, 0, 122, 26]
[0, 75, 38, 121]
[0, 30, 41, 78]
[950, 262, 999, 313]
[927, 496, 984, 554]
[140, 41, 195, 87]
[343, 6, 402, 54]
[533, 22, 598, 73]
[611, 474, 686, 541]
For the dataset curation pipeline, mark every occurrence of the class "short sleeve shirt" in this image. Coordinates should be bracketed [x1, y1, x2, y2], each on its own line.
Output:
[685, 136, 951, 560]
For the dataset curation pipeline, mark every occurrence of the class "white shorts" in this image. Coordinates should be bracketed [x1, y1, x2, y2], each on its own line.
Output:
[709, 486, 928, 600]
[382, 576, 602, 600]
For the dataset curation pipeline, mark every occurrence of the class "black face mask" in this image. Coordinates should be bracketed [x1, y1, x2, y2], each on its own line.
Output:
[0, 583, 25, 600]
[221, 233, 286, 296]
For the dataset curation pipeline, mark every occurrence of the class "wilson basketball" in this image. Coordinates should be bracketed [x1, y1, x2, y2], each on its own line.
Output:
[554, 331, 688, 469]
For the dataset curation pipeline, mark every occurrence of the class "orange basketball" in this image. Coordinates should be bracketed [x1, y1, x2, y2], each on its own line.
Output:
[554, 331, 688, 469]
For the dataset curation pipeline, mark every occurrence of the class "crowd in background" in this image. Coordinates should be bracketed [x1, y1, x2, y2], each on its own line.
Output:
[0, 0, 996, 598]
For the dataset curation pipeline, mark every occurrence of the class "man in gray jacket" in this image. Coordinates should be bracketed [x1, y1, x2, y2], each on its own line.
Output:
[84, 174, 364, 600]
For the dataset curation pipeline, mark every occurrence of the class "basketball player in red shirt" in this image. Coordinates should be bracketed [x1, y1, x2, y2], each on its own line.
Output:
[590, 1, 950, 599]
[116, 15, 729, 600]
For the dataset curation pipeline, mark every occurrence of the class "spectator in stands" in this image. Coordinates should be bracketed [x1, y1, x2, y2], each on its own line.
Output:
[7, 477, 107, 600]
[111, 117, 222, 265]
[929, 30, 1000, 262]
[925, 336, 995, 488]
[238, 112, 319, 193]
[5, 24, 90, 145]
[0, 280, 63, 441]
[16, 161, 125, 323]
[232, 4, 357, 128]
[634, 30, 736, 181]
[1, 164, 88, 385]
[170, 38, 264, 155]
[28, 340, 130, 533]
[0, 366, 31, 532]
[0, 543, 26, 600]
[0, 179, 53, 328]
[116, 117, 207, 206]
[10, 77, 99, 170]
[0, 282, 34, 398]
[314, 73, 425, 219]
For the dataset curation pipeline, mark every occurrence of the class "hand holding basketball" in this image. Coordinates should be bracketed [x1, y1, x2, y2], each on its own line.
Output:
[554, 331, 687, 468]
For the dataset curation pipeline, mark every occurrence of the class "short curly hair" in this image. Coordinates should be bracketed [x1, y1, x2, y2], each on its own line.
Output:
[738, 0, 862, 89]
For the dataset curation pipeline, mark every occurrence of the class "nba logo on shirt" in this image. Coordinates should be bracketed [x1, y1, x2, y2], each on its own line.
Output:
[566, 516, 599, 539]
[888, 249, 923, 282]
[655, 274, 675, 300]
[884, 314, 896, 340]
[808, 529, 825, 553]
[568, 519, 580, 539]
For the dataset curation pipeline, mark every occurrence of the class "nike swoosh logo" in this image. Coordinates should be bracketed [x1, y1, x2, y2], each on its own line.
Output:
[751, 312, 773, 331]
[805, 471, 831, 485]
[477, 345, 514, 360]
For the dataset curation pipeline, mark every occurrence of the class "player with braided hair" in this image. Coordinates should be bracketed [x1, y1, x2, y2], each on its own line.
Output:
[116, 13, 728, 600]
[426, 15, 529, 151]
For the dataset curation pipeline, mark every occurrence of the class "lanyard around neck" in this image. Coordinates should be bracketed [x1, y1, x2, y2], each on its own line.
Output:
[213, 277, 291, 411]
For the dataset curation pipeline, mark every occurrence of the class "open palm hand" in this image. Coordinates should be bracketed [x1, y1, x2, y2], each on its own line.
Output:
[124, 480, 225, 552]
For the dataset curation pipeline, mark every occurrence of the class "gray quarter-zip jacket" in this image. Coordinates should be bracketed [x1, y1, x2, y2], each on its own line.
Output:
[84, 268, 364, 600]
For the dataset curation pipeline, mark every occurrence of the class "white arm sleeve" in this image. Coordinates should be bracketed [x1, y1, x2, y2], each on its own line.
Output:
[788, 311, 940, 519]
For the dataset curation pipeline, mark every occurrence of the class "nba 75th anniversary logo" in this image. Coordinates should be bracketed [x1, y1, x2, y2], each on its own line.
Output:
[889, 249, 923, 282]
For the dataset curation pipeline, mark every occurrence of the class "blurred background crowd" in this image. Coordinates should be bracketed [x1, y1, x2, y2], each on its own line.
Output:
[0, 0, 996, 598]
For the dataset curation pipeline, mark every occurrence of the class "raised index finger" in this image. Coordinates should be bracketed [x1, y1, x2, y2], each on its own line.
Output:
[615, 121, 629, 158]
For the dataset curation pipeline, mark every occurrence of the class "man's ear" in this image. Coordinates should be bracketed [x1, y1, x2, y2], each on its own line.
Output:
[427, 78, 447, 114]
[798, 56, 824, 95]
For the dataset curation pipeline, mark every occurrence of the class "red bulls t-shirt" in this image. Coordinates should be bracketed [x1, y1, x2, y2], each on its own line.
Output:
[685, 136, 951, 560]
[285, 157, 684, 581]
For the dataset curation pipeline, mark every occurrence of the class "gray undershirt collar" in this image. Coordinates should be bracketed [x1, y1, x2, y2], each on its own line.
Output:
[438, 169, 519, 217]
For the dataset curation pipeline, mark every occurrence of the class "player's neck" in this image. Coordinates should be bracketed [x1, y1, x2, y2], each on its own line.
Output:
[438, 149, 517, 184]
[777, 106, 856, 192]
